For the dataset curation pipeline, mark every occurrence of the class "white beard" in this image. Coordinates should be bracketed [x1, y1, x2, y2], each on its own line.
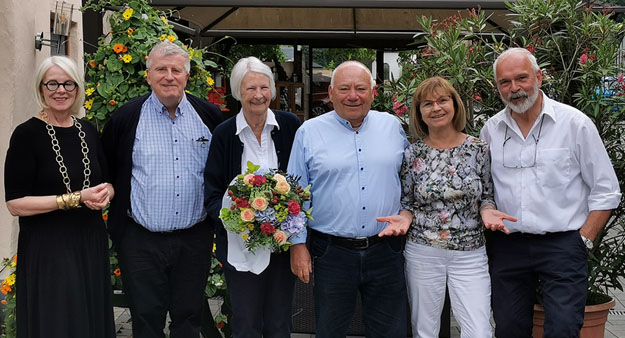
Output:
[501, 86, 539, 114]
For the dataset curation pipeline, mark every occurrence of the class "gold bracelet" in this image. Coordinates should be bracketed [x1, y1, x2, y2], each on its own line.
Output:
[56, 195, 67, 210]
[65, 191, 82, 209]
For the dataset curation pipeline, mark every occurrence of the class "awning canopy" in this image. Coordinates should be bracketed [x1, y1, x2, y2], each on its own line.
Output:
[150, 0, 517, 49]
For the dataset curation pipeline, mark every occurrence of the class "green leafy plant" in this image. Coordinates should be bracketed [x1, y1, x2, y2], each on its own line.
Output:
[82, 0, 218, 130]
[373, 7, 505, 135]
[1, 256, 17, 338]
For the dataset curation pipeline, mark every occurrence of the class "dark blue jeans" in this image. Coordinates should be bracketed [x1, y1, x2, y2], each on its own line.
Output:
[310, 233, 407, 338]
[488, 230, 588, 338]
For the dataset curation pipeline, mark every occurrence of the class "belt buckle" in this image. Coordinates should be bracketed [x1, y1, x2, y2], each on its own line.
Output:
[354, 237, 369, 249]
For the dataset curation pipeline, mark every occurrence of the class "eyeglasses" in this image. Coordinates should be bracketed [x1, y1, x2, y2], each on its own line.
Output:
[502, 114, 545, 168]
[420, 96, 452, 112]
[41, 81, 78, 92]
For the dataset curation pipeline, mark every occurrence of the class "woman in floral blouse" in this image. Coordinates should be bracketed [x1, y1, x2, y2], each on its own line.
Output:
[378, 76, 515, 337]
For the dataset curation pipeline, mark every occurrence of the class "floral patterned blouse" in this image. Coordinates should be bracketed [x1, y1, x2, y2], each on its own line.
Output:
[400, 135, 494, 251]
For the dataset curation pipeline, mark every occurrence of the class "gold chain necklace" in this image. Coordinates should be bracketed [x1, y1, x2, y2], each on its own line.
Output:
[40, 112, 91, 193]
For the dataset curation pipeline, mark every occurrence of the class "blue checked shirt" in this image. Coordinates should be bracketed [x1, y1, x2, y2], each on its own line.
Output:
[287, 110, 409, 244]
[130, 92, 211, 231]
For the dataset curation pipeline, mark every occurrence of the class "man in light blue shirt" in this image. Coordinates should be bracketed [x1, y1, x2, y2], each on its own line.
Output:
[102, 41, 222, 338]
[288, 61, 409, 338]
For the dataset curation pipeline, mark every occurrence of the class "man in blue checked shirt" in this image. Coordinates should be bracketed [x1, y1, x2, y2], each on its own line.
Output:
[101, 41, 222, 338]
[288, 61, 410, 338]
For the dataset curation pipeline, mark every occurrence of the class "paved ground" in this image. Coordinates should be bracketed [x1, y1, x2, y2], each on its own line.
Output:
[114, 286, 625, 338]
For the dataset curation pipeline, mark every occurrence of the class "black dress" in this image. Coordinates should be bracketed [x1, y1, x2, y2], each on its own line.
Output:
[4, 117, 115, 338]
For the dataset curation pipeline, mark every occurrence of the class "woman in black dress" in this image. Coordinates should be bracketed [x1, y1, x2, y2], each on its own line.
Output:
[4, 56, 115, 338]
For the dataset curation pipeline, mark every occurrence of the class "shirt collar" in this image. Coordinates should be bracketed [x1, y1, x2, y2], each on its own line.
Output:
[148, 91, 191, 117]
[332, 110, 370, 131]
[235, 108, 279, 135]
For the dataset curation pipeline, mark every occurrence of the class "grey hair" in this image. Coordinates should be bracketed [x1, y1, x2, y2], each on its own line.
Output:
[229, 56, 276, 101]
[493, 48, 540, 81]
[146, 41, 190, 73]
[33, 56, 85, 115]
[330, 61, 376, 89]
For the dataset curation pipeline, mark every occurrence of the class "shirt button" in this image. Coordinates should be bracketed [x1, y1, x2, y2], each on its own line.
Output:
[360, 168, 363, 171]
[176, 194, 180, 197]
[174, 139, 178, 142]
[175, 212, 179, 215]
[176, 176, 180, 178]
[361, 226, 365, 229]
[361, 187, 365, 190]
[362, 207, 366, 210]
[358, 149, 362, 152]
[175, 157, 179, 160]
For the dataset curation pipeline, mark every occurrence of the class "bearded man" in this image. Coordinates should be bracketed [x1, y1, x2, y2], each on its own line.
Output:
[479, 48, 620, 338]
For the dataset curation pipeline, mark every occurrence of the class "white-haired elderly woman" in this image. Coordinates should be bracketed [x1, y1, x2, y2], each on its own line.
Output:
[205, 56, 301, 337]
[4, 56, 115, 337]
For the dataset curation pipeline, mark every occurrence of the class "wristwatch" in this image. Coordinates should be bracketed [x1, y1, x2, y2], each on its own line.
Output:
[580, 234, 594, 250]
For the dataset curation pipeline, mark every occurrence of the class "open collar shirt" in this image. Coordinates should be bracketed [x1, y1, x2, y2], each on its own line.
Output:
[288, 110, 409, 244]
[236, 108, 279, 172]
[130, 92, 212, 231]
[480, 92, 621, 234]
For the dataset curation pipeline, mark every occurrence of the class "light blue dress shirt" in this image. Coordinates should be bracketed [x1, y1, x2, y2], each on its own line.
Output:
[287, 110, 409, 244]
[130, 92, 211, 231]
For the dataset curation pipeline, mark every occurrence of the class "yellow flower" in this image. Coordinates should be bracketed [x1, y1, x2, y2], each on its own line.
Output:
[84, 98, 95, 110]
[5, 274, 15, 286]
[122, 54, 132, 63]
[185, 89, 191, 93]
[159, 34, 167, 41]
[167, 35, 176, 42]
[206, 77, 215, 86]
[212, 243, 216, 253]
[123, 8, 133, 20]
[86, 88, 95, 96]
[242, 233, 249, 241]
[160, 16, 168, 25]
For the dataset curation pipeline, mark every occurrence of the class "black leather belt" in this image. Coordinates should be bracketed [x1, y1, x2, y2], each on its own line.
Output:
[311, 229, 383, 250]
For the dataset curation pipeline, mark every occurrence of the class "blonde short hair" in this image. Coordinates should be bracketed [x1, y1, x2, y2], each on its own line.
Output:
[409, 76, 466, 139]
[33, 56, 85, 115]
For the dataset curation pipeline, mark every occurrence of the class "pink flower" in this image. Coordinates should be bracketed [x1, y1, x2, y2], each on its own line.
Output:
[273, 230, 288, 245]
[275, 180, 291, 194]
[618, 73, 624, 84]
[243, 174, 254, 185]
[240, 208, 255, 222]
[526, 45, 535, 53]
[393, 101, 408, 116]
[251, 197, 269, 211]
[261, 222, 275, 235]
[373, 86, 379, 98]
[579, 53, 588, 65]
[288, 200, 301, 215]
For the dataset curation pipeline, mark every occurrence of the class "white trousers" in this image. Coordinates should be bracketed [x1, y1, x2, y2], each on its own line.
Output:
[404, 242, 493, 338]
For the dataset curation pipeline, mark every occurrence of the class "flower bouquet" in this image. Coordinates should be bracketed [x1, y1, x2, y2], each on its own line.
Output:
[219, 162, 312, 253]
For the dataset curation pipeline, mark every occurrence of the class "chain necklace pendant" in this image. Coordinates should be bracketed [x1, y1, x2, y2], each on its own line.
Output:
[42, 112, 91, 194]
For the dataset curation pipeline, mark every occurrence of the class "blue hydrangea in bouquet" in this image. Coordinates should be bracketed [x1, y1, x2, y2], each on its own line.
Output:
[219, 162, 312, 253]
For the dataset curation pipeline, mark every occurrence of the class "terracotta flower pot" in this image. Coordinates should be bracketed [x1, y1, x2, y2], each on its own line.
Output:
[533, 298, 616, 338]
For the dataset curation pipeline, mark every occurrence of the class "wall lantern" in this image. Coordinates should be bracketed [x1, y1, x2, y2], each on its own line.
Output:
[34, 1, 73, 52]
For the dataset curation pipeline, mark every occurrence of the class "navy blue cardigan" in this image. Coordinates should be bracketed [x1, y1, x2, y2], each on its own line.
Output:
[101, 93, 223, 245]
[204, 110, 301, 269]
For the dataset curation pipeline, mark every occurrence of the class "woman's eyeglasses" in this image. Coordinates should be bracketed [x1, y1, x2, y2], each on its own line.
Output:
[420, 96, 452, 112]
[41, 81, 78, 92]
